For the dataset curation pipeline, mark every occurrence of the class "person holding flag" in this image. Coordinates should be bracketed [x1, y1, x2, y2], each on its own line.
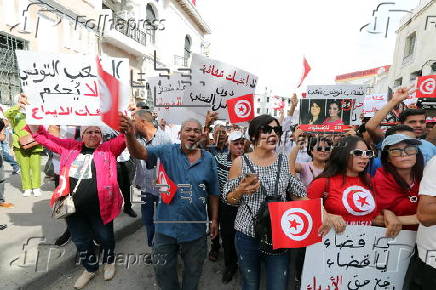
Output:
[223, 114, 330, 290]
[120, 115, 220, 290]
[25, 122, 126, 289]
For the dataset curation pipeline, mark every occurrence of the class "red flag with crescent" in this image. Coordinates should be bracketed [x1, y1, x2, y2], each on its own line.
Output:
[156, 162, 178, 204]
[416, 75, 436, 98]
[268, 199, 322, 249]
[50, 166, 71, 207]
[226, 94, 255, 124]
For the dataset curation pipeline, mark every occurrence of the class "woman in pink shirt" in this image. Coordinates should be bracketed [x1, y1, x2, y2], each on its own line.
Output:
[289, 128, 332, 187]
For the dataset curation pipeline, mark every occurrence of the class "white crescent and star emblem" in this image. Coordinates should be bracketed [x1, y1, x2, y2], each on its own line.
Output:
[342, 185, 375, 216]
[235, 100, 251, 118]
[420, 78, 436, 95]
[280, 208, 313, 241]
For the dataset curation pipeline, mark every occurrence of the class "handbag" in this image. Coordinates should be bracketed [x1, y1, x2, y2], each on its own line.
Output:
[19, 133, 38, 150]
[244, 154, 288, 255]
[52, 155, 93, 219]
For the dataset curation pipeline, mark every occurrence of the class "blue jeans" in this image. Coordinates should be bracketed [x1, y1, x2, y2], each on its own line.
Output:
[1, 142, 19, 172]
[140, 191, 159, 247]
[235, 231, 290, 290]
[66, 212, 115, 272]
[153, 233, 207, 290]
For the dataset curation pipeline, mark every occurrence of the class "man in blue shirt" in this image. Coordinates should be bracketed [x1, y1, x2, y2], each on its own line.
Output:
[121, 115, 219, 290]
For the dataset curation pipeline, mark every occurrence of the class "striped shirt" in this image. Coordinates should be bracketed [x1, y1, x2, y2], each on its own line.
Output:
[223, 153, 306, 238]
[215, 152, 233, 196]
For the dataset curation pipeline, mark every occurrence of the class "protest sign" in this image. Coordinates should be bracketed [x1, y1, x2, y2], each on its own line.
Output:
[299, 98, 354, 132]
[301, 226, 416, 290]
[307, 85, 367, 126]
[16, 50, 129, 126]
[183, 53, 258, 121]
[147, 73, 191, 124]
[364, 94, 387, 117]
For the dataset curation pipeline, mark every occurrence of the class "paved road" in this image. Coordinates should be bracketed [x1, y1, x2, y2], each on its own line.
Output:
[44, 228, 241, 290]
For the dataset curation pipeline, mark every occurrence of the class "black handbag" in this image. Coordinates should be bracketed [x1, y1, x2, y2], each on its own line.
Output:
[243, 154, 288, 255]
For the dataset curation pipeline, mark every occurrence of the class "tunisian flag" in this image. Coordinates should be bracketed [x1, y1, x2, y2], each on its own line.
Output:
[416, 75, 436, 98]
[50, 166, 71, 207]
[226, 94, 255, 123]
[156, 162, 178, 204]
[296, 57, 311, 88]
[96, 57, 120, 130]
[268, 199, 322, 249]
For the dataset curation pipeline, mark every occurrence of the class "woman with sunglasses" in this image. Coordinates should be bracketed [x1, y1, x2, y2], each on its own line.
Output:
[372, 134, 424, 237]
[223, 115, 328, 290]
[289, 128, 332, 187]
[307, 135, 378, 232]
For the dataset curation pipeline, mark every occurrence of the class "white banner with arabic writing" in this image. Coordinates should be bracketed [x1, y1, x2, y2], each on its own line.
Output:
[183, 53, 258, 121]
[16, 50, 129, 126]
[307, 85, 368, 125]
[147, 73, 191, 124]
[301, 226, 416, 290]
[364, 94, 388, 117]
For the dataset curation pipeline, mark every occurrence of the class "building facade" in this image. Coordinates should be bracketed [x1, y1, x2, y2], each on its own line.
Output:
[388, 0, 436, 90]
[0, 0, 211, 107]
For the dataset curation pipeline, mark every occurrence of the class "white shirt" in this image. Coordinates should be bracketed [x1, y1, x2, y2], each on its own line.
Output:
[417, 156, 436, 268]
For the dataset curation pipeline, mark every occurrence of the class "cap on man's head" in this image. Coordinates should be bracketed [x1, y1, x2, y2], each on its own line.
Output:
[136, 101, 149, 110]
[381, 134, 421, 151]
[228, 131, 244, 142]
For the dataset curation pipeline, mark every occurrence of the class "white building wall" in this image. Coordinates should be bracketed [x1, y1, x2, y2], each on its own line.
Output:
[388, 0, 436, 89]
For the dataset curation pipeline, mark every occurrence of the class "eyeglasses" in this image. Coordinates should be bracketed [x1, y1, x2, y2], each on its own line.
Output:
[350, 149, 374, 158]
[260, 125, 282, 135]
[388, 146, 418, 157]
[313, 146, 332, 152]
[85, 130, 101, 135]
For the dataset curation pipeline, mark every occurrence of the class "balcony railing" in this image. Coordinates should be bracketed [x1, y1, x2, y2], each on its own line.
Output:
[111, 13, 147, 47]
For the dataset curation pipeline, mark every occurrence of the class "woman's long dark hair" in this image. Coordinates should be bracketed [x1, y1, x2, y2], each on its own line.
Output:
[307, 100, 325, 125]
[381, 145, 424, 190]
[315, 135, 371, 187]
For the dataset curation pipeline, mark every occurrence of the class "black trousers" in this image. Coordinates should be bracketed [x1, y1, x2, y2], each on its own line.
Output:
[406, 252, 436, 290]
[117, 161, 134, 209]
[219, 200, 238, 268]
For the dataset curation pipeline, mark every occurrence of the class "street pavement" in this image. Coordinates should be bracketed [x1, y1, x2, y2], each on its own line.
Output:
[44, 228, 241, 290]
[0, 156, 298, 290]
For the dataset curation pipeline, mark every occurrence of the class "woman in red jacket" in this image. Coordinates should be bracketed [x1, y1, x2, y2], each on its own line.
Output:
[373, 134, 424, 237]
[307, 135, 378, 232]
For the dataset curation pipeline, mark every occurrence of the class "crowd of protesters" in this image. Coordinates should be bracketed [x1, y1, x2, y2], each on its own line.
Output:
[1, 87, 436, 290]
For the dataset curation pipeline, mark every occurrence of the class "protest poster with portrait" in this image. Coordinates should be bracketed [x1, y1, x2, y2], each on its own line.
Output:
[298, 98, 354, 132]
[307, 85, 367, 124]
[301, 226, 416, 290]
[16, 50, 129, 126]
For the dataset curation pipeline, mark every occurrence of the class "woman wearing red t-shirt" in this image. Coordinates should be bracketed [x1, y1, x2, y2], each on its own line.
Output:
[307, 136, 379, 232]
[373, 134, 424, 236]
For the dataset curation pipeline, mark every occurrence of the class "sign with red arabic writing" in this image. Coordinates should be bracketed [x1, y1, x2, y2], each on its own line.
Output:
[183, 53, 257, 121]
[364, 94, 387, 117]
[16, 51, 129, 126]
[301, 226, 416, 290]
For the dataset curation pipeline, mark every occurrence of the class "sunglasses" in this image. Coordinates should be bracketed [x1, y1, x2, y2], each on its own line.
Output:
[313, 146, 332, 152]
[388, 146, 418, 157]
[260, 125, 282, 135]
[350, 149, 374, 158]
